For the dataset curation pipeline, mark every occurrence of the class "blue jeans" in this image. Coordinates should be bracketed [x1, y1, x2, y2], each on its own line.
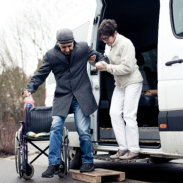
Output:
[48, 99, 93, 165]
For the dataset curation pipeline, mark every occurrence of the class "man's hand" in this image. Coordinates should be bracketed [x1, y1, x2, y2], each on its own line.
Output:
[88, 55, 96, 66]
[95, 61, 108, 71]
[23, 90, 32, 98]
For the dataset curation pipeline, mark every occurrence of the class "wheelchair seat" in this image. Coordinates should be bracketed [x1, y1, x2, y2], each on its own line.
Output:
[24, 134, 50, 141]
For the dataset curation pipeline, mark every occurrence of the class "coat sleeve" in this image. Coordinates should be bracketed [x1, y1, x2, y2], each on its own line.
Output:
[25, 53, 51, 94]
[87, 46, 109, 65]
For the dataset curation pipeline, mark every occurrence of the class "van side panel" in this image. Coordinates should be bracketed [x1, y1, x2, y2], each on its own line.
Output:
[158, 0, 183, 111]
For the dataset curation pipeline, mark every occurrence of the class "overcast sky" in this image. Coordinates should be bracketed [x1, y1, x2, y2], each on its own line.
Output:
[0, 0, 96, 75]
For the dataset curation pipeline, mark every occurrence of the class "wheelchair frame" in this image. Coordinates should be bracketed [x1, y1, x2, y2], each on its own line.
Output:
[15, 106, 69, 180]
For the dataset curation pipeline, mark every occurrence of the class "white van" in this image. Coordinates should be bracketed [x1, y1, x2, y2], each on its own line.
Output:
[46, 0, 183, 165]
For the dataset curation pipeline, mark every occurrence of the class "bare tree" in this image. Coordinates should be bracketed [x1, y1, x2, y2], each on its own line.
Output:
[0, 6, 50, 123]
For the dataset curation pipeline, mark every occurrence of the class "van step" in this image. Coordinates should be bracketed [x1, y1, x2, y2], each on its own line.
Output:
[99, 138, 160, 144]
[71, 168, 125, 183]
[98, 139, 160, 148]
[94, 154, 150, 163]
[100, 127, 160, 141]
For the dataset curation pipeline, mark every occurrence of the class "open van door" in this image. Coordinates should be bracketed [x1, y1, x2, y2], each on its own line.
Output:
[158, 0, 183, 111]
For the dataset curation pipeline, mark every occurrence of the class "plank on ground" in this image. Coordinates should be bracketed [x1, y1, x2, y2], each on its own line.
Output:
[71, 168, 125, 183]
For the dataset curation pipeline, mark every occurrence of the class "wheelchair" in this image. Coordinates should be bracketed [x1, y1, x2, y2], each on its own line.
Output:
[15, 106, 69, 180]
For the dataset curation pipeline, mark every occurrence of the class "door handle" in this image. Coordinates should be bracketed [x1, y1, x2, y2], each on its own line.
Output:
[165, 59, 183, 66]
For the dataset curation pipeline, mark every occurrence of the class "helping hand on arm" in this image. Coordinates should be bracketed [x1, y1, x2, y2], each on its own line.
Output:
[95, 61, 108, 71]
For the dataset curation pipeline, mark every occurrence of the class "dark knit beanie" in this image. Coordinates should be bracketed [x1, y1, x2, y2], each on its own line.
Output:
[56, 28, 74, 44]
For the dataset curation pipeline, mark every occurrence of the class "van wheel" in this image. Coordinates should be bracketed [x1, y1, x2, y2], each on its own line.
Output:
[70, 148, 82, 169]
[150, 157, 172, 163]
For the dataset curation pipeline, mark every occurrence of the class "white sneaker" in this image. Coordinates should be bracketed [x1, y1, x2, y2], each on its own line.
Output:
[119, 151, 139, 160]
[110, 150, 127, 159]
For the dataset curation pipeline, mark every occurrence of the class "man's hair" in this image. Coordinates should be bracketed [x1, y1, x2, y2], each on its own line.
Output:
[98, 19, 118, 38]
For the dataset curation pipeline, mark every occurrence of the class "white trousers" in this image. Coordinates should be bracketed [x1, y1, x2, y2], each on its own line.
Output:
[110, 83, 142, 153]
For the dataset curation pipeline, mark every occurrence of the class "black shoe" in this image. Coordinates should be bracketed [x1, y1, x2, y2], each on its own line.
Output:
[80, 163, 95, 173]
[42, 164, 59, 178]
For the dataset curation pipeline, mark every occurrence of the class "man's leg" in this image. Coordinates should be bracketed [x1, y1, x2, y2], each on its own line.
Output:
[72, 99, 94, 172]
[42, 116, 65, 178]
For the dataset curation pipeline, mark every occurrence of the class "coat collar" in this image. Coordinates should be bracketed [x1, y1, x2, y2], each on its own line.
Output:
[70, 42, 79, 64]
[54, 44, 68, 65]
[54, 41, 79, 65]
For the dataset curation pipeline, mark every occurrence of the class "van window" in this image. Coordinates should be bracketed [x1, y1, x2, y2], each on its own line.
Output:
[171, 0, 183, 37]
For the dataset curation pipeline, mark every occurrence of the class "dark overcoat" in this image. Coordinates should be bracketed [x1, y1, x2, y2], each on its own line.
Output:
[26, 42, 105, 117]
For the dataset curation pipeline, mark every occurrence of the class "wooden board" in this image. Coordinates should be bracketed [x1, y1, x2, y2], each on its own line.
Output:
[71, 168, 125, 183]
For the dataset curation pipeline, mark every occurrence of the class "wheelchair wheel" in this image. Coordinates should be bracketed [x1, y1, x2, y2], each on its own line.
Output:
[15, 132, 19, 174]
[15, 133, 22, 177]
[64, 137, 69, 174]
[22, 164, 34, 180]
[58, 161, 65, 178]
[59, 141, 69, 178]
[59, 127, 69, 177]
